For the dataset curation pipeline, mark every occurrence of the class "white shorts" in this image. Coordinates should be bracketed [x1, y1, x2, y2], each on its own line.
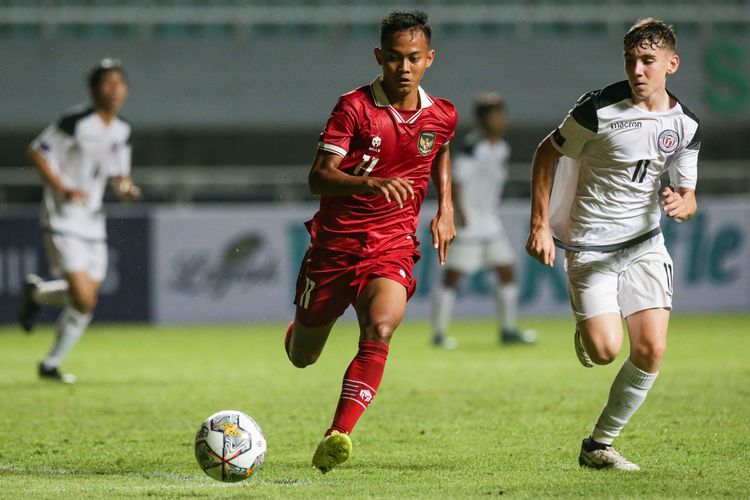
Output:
[446, 234, 515, 274]
[43, 232, 108, 282]
[564, 234, 673, 322]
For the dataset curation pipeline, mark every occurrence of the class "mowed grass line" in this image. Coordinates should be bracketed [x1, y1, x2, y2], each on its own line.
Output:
[0, 314, 748, 498]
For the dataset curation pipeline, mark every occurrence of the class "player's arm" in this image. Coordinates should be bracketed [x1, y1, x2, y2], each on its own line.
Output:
[27, 146, 86, 204]
[662, 125, 700, 223]
[429, 143, 456, 266]
[109, 130, 140, 201]
[526, 135, 562, 267]
[308, 150, 415, 208]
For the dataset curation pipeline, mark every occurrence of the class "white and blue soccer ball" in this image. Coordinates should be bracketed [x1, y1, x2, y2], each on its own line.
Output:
[194, 410, 267, 482]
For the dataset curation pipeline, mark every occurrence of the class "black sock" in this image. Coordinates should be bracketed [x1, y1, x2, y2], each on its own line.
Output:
[584, 437, 609, 452]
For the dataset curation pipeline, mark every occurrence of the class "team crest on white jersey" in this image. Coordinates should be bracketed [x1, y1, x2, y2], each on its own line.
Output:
[370, 136, 381, 152]
[418, 131, 436, 156]
[658, 129, 680, 153]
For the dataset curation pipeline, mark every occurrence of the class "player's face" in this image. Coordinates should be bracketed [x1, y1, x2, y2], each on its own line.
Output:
[92, 70, 129, 114]
[374, 29, 434, 103]
[624, 42, 679, 103]
[479, 108, 507, 137]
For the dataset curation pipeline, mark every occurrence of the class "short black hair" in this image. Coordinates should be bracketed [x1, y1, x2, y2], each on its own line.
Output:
[624, 18, 676, 52]
[474, 92, 505, 118]
[380, 10, 431, 46]
[87, 57, 127, 91]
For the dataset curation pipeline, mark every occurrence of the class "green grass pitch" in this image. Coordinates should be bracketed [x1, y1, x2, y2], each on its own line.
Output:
[0, 314, 748, 498]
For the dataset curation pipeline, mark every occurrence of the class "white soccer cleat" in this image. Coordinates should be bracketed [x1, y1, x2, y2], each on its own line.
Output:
[574, 328, 594, 368]
[500, 328, 537, 345]
[579, 438, 641, 471]
[432, 334, 458, 350]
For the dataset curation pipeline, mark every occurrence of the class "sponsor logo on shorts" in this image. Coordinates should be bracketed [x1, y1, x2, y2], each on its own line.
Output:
[658, 129, 680, 153]
[417, 131, 436, 156]
[398, 268, 406, 279]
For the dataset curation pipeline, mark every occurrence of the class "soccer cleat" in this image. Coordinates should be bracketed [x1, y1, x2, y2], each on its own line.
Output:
[500, 328, 537, 345]
[432, 334, 458, 350]
[578, 437, 641, 471]
[574, 328, 595, 367]
[312, 431, 352, 473]
[18, 274, 42, 333]
[38, 362, 77, 384]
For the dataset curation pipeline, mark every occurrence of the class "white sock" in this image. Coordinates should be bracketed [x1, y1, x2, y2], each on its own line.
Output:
[495, 283, 518, 331]
[33, 279, 70, 307]
[43, 307, 92, 369]
[591, 358, 658, 445]
[431, 286, 456, 337]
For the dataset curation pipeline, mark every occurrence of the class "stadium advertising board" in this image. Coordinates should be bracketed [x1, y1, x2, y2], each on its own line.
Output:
[151, 207, 299, 323]
[0, 213, 150, 324]
[150, 198, 749, 323]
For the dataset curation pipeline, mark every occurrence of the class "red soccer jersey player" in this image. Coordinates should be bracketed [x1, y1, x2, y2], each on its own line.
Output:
[284, 11, 458, 473]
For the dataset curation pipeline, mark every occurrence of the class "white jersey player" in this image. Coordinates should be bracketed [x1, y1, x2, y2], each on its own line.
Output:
[527, 19, 700, 471]
[431, 93, 536, 348]
[18, 59, 141, 384]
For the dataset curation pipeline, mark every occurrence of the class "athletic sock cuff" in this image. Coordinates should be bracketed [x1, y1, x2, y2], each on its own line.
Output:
[623, 358, 658, 389]
[358, 340, 389, 359]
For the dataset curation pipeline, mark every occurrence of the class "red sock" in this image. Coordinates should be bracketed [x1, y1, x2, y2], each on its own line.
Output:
[284, 321, 294, 361]
[327, 340, 389, 435]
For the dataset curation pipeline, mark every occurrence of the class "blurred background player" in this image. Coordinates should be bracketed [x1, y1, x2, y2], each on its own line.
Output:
[431, 93, 537, 349]
[526, 19, 699, 470]
[283, 11, 457, 472]
[17, 58, 141, 384]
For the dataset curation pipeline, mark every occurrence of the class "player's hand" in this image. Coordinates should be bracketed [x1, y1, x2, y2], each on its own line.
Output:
[661, 186, 688, 223]
[526, 225, 555, 267]
[114, 178, 142, 202]
[61, 188, 87, 205]
[430, 211, 456, 266]
[367, 177, 415, 209]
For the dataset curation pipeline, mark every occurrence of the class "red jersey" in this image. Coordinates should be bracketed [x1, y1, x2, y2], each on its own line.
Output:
[308, 76, 458, 256]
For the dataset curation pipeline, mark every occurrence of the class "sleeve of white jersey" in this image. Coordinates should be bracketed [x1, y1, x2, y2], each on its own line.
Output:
[549, 113, 596, 160]
[29, 123, 73, 170]
[668, 125, 700, 190]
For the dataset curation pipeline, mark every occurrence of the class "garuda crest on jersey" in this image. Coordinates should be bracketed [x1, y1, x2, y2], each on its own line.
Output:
[417, 131, 436, 156]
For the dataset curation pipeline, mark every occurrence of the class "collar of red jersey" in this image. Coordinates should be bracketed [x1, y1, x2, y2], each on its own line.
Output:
[370, 76, 434, 110]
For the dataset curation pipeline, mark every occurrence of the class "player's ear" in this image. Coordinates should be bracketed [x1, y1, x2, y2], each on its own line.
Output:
[425, 49, 435, 68]
[374, 47, 383, 66]
[666, 52, 680, 75]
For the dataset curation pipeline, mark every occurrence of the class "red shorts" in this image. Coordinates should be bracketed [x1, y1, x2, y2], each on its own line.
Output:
[294, 242, 421, 327]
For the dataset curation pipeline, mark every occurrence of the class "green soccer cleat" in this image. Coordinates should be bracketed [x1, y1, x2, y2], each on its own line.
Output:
[312, 431, 352, 473]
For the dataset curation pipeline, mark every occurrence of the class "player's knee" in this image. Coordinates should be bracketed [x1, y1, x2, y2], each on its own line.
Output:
[362, 322, 395, 344]
[70, 293, 97, 314]
[632, 338, 667, 365]
[588, 341, 620, 365]
[289, 350, 321, 369]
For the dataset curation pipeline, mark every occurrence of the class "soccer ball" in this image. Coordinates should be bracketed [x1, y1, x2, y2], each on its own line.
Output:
[194, 410, 267, 482]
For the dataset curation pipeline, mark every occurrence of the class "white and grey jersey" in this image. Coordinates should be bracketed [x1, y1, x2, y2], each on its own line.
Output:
[30, 106, 132, 241]
[549, 80, 700, 251]
[453, 131, 511, 241]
